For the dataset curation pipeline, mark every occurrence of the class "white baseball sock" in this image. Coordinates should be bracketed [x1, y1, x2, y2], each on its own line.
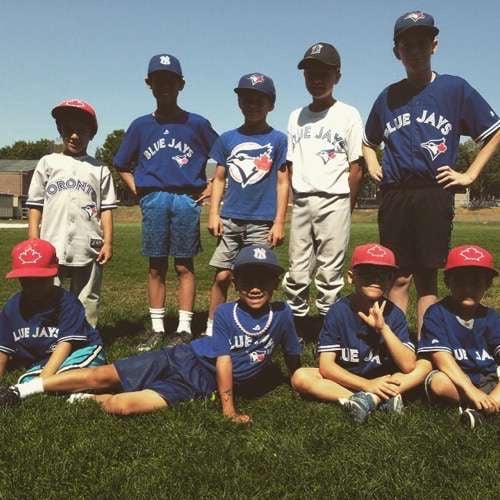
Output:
[176, 310, 193, 333]
[149, 307, 165, 333]
[205, 318, 214, 336]
[15, 378, 44, 399]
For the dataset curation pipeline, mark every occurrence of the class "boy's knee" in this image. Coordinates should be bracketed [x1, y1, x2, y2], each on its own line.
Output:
[214, 270, 232, 287]
[174, 259, 194, 276]
[291, 368, 312, 392]
[428, 371, 454, 396]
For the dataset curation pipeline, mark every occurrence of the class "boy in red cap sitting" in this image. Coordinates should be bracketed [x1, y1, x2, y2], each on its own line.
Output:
[292, 243, 431, 423]
[0, 240, 106, 387]
[419, 245, 499, 429]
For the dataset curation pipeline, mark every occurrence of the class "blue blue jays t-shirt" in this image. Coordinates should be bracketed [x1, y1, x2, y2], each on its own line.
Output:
[418, 298, 500, 386]
[0, 288, 103, 368]
[191, 301, 302, 381]
[317, 295, 414, 376]
[114, 112, 218, 191]
[209, 127, 287, 221]
[363, 74, 500, 187]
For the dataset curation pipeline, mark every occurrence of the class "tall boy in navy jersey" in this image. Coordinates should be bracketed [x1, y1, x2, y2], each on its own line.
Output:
[0, 246, 302, 423]
[419, 245, 499, 429]
[0, 240, 105, 386]
[292, 243, 431, 423]
[204, 73, 289, 336]
[362, 12, 500, 334]
[113, 54, 218, 350]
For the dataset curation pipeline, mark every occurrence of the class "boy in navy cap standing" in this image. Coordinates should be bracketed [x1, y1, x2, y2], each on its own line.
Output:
[114, 54, 218, 350]
[204, 73, 289, 336]
[363, 12, 500, 334]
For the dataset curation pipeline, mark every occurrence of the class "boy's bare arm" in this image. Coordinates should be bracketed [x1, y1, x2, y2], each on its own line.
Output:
[207, 165, 226, 237]
[118, 171, 137, 196]
[362, 144, 383, 183]
[431, 351, 498, 412]
[28, 208, 42, 239]
[0, 352, 9, 378]
[268, 165, 289, 247]
[97, 209, 113, 264]
[215, 355, 251, 424]
[348, 159, 364, 212]
[40, 341, 73, 378]
[436, 129, 500, 189]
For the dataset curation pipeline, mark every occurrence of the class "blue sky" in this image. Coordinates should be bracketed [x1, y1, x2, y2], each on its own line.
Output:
[1, 0, 499, 153]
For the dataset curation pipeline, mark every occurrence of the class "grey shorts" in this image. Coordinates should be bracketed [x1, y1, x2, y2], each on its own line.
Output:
[209, 218, 272, 270]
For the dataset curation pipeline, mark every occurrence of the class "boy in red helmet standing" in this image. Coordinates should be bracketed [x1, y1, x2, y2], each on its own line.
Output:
[27, 99, 117, 326]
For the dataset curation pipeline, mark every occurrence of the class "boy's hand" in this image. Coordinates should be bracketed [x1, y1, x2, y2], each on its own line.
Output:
[195, 182, 213, 204]
[465, 386, 498, 413]
[226, 412, 253, 425]
[96, 243, 112, 264]
[208, 213, 224, 237]
[367, 163, 383, 183]
[358, 300, 387, 333]
[436, 166, 474, 189]
[267, 221, 285, 247]
[363, 375, 400, 400]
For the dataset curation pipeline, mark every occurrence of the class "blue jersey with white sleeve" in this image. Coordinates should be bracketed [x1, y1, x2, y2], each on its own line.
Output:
[0, 287, 103, 368]
[209, 127, 287, 221]
[363, 74, 499, 187]
[317, 295, 414, 376]
[113, 112, 218, 191]
[418, 298, 500, 386]
[191, 301, 302, 381]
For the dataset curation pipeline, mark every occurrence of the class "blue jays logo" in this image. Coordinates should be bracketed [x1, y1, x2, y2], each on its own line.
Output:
[421, 138, 448, 160]
[81, 202, 97, 220]
[249, 350, 266, 364]
[405, 11, 425, 22]
[249, 74, 265, 85]
[227, 142, 273, 188]
[172, 154, 190, 167]
[317, 149, 337, 164]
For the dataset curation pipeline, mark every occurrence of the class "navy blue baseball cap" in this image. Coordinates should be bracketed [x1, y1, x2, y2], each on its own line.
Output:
[234, 73, 276, 103]
[233, 245, 284, 274]
[394, 11, 439, 42]
[147, 54, 183, 77]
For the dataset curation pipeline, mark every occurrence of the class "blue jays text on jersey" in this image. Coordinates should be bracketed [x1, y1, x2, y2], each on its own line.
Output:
[363, 74, 500, 186]
[290, 126, 346, 152]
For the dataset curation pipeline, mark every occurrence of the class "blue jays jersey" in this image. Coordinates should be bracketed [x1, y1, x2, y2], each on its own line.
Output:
[363, 74, 500, 187]
[191, 301, 302, 381]
[317, 296, 415, 376]
[0, 288, 103, 367]
[418, 298, 500, 386]
[114, 112, 218, 191]
[210, 128, 287, 221]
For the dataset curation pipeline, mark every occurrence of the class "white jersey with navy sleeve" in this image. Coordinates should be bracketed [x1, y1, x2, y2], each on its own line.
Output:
[191, 301, 302, 381]
[26, 153, 117, 266]
[317, 295, 414, 376]
[418, 298, 500, 387]
[363, 74, 500, 187]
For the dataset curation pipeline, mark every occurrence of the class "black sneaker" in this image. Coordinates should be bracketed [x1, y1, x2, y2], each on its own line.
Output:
[460, 408, 484, 430]
[0, 385, 21, 408]
[166, 331, 193, 346]
[137, 332, 165, 352]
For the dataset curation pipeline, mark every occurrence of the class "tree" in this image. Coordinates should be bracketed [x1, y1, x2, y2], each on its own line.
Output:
[0, 139, 60, 159]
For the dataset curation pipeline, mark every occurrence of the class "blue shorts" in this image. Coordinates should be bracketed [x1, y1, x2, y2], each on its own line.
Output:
[18, 345, 106, 384]
[114, 344, 216, 405]
[140, 191, 202, 258]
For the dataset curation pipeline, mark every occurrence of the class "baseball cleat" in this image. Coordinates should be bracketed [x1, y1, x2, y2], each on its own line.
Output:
[343, 391, 376, 424]
[460, 408, 484, 430]
[378, 393, 404, 414]
[137, 332, 165, 352]
[0, 385, 21, 408]
[166, 331, 193, 346]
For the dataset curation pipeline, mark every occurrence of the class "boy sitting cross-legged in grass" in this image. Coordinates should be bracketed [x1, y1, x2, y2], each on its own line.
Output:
[419, 245, 500, 429]
[0, 245, 302, 422]
[292, 243, 431, 423]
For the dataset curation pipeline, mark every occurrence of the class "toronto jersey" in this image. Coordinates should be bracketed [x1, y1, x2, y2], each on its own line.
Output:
[363, 74, 500, 187]
[209, 127, 287, 221]
[113, 112, 218, 191]
[418, 298, 500, 386]
[317, 296, 415, 376]
[0, 288, 103, 367]
[26, 154, 117, 266]
[191, 301, 302, 381]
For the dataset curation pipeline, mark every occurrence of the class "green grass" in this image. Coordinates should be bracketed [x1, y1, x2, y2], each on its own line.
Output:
[0, 217, 499, 499]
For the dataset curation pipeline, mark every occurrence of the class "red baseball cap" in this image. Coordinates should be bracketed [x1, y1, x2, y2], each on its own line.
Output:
[350, 243, 398, 270]
[6, 240, 59, 279]
[51, 99, 98, 136]
[444, 245, 498, 276]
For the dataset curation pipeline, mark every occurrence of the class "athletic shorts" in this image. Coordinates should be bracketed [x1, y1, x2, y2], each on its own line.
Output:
[209, 218, 272, 269]
[114, 344, 216, 405]
[140, 191, 202, 258]
[378, 186, 454, 270]
[18, 344, 106, 384]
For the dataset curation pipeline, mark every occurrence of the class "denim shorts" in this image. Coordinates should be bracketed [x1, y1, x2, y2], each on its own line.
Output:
[140, 191, 202, 258]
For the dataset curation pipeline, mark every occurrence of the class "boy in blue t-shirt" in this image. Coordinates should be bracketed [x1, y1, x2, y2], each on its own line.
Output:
[0, 240, 105, 386]
[113, 54, 218, 350]
[292, 243, 431, 423]
[204, 73, 289, 337]
[419, 245, 499, 429]
[0, 246, 302, 423]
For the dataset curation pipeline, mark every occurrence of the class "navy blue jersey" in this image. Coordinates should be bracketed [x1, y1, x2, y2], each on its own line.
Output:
[114, 112, 218, 191]
[0, 288, 103, 367]
[317, 295, 414, 376]
[210, 127, 287, 221]
[191, 301, 302, 381]
[363, 74, 499, 187]
[418, 298, 500, 386]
